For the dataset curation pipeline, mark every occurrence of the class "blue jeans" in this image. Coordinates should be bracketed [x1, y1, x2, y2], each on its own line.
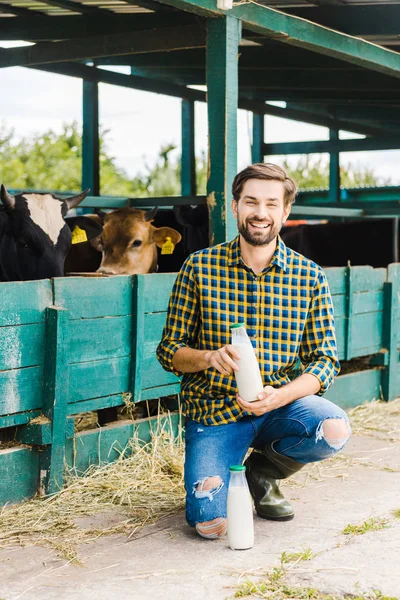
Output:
[184, 395, 351, 527]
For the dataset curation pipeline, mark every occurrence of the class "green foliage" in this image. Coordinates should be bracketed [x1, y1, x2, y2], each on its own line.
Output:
[281, 155, 391, 190]
[342, 517, 389, 536]
[0, 122, 207, 197]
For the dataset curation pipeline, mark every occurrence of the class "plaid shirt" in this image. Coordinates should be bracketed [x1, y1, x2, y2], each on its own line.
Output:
[157, 235, 340, 426]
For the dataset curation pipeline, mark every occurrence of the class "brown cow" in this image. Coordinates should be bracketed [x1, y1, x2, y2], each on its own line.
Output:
[97, 206, 181, 275]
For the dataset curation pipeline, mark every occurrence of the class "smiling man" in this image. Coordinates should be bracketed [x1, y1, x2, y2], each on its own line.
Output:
[157, 163, 351, 540]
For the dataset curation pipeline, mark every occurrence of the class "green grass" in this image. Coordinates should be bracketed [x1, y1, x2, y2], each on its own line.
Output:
[281, 545, 316, 565]
[391, 509, 400, 519]
[342, 517, 389, 536]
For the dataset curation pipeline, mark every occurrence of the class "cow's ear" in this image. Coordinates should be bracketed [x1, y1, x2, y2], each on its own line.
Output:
[1, 185, 15, 210]
[152, 227, 182, 249]
[65, 216, 103, 241]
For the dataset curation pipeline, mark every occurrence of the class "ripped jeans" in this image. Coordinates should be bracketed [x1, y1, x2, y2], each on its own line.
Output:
[184, 395, 351, 528]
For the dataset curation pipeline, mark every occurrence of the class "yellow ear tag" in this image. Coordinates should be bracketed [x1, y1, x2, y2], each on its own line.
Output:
[71, 225, 88, 245]
[161, 236, 175, 255]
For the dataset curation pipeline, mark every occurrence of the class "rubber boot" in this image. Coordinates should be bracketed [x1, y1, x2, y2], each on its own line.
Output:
[245, 442, 305, 521]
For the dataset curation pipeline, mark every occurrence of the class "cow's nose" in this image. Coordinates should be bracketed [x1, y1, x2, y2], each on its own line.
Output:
[97, 267, 118, 275]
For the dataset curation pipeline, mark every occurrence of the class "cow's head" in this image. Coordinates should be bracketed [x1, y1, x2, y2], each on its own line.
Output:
[96, 206, 182, 275]
[0, 185, 89, 281]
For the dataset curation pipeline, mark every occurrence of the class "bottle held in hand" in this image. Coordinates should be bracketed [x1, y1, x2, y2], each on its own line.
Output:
[231, 323, 263, 402]
[227, 465, 254, 550]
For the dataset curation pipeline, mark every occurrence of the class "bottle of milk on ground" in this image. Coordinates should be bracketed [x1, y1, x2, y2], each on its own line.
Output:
[227, 465, 254, 550]
[231, 323, 264, 402]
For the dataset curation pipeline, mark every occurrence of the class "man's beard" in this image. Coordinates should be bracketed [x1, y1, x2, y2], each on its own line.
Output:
[237, 217, 281, 247]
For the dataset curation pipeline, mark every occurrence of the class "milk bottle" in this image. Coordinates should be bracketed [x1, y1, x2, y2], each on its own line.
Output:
[231, 323, 264, 402]
[227, 465, 254, 550]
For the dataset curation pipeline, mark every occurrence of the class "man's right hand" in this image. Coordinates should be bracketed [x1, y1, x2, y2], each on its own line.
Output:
[204, 345, 240, 376]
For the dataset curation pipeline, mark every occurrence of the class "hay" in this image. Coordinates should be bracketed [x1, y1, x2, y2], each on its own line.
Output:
[0, 415, 185, 564]
[347, 398, 400, 443]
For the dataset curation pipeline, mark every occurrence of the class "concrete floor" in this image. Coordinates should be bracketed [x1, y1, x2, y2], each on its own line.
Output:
[1, 433, 400, 600]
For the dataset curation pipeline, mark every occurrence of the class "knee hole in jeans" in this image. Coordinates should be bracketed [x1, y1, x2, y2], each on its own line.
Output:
[196, 517, 227, 539]
[317, 418, 351, 450]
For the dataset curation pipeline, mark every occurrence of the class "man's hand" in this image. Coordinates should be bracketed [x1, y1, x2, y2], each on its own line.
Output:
[204, 345, 240, 376]
[236, 385, 283, 416]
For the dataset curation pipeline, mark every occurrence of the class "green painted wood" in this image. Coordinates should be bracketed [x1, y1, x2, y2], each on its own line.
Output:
[334, 317, 346, 360]
[69, 357, 131, 402]
[344, 266, 353, 361]
[140, 384, 181, 401]
[325, 369, 382, 409]
[251, 113, 264, 164]
[332, 295, 346, 318]
[181, 99, 196, 197]
[0, 367, 43, 415]
[0, 323, 45, 370]
[329, 129, 340, 204]
[0, 410, 41, 430]
[383, 264, 400, 400]
[141, 355, 181, 390]
[65, 412, 181, 474]
[159, 0, 400, 78]
[67, 394, 125, 415]
[53, 276, 133, 319]
[40, 307, 70, 495]
[325, 267, 346, 295]
[206, 16, 241, 244]
[17, 418, 74, 445]
[144, 312, 168, 342]
[350, 312, 383, 358]
[139, 273, 178, 312]
[131, 276, 145, 402]
[352, 291, 384, 315]
[0, 280, 52, 326]
[351, 267, 386, 292]
[264, 137, 400, 156]
[68, 316, 131, 363]
[0, 448, 39, 505]
[82, 80, 100, 196]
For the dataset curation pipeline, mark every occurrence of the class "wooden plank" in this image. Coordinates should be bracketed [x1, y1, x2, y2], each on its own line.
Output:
[352, 291, 384, 315]
[68, 316, 131, 363]
[144, 312, 168, 342]
[325, 369, 382, 410]
[0, 280, 52, 326]
[0, 367, 43, 415]
[53, 276, 132, 319]
[206, 16, 241, 244]
[264, 137, 400, 156]
[140, 384, 181, 401]
[251, 113, 264, 164]
[329, 129, 340, 205]
[68, 357, 131, 402]
[0, 447, 39, 505]
[181, 99, 196, 197]
[139, 273, 178, 313]
[334, 317, 346, 361]
[332, 295, 346, 318]
[141, 355, 181, 390]
[383, 264, 400, 400]
[325, 267, 346, 295]
[131, 276, 145, 403]
[39, 307, 70, 495]
[350, 312, 383, 358]
[0, 410, 41, 430]
[65, 412, 181, 474]
[0, 26, 207, 68]
[351, 266, 386, 293]
[67, 394, 125, 415]
[344, 266, 353, 361]
[0, 323, 45, 370]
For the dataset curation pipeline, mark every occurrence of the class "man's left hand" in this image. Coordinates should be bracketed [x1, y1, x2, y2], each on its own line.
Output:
[236, 386, 285, 416]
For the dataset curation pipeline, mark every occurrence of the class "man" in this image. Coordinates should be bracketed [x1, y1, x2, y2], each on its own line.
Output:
[157, 163, 351, 540]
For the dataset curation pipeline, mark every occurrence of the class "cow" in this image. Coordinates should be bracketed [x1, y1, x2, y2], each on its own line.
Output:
[64, 214, 103, 274]
[0, 185, 90, 281]
[280, 218, 399, 268]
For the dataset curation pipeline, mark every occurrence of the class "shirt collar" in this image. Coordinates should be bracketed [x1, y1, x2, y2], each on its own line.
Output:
[227, 235, 288, 273]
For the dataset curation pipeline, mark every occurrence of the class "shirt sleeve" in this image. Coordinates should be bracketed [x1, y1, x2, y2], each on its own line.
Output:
[300, 269, 340, 395]
[156, 256, 200, 376]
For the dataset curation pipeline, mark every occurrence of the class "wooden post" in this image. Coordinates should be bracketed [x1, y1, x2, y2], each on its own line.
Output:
[344, 265, 354, 360]
[382, 264, 400, 401]
[181, 99, 196, 196]
[206, 16, 241, 244]
[329, 129, 340, 204]
[40, 307, 70, 495]
[252, 113, 264, 164]
[82, 79, 100, 197]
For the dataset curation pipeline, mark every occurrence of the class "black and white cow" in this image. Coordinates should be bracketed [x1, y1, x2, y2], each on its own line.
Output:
[0, 185, 90, 281]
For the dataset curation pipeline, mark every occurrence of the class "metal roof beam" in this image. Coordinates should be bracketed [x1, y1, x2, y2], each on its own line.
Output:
[0, 2, 45, 16]
[263, 137, 400, 155]
[0, 25, 207, 68]
[156, 0, 400, 78]
[285, 5, 400, 38]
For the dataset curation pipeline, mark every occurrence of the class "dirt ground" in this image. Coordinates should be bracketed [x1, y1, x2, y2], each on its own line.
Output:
[1, 421, 400, 600]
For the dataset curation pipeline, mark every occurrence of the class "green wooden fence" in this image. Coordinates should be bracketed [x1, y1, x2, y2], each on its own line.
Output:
[1, 265, 399, 505]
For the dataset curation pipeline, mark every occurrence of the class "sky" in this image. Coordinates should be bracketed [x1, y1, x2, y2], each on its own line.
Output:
[1, 42, 400, 186]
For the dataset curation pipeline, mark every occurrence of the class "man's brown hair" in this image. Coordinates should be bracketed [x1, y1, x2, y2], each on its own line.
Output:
[232, 163, 297, 207]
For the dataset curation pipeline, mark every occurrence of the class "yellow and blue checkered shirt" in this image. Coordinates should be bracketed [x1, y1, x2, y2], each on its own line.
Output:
[157, 235, 340, 426]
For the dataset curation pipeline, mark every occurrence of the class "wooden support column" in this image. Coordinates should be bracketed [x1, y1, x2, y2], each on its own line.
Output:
[206, 16, 241, 244]
[181, 99, 196, 196]
[82, 79, 100, 196]
[40, 307, 70, 495]
[329, 129, 340, 204]
[251, 113, 264, 164]
[382, 264, 400, 401]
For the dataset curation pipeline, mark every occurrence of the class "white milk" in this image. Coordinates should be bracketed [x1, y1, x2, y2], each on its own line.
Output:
[233, 342, 264, 402]
[227, 486, 254, 550]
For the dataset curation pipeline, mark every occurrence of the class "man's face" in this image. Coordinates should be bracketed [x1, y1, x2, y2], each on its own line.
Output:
[232, 178, 291, 247]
